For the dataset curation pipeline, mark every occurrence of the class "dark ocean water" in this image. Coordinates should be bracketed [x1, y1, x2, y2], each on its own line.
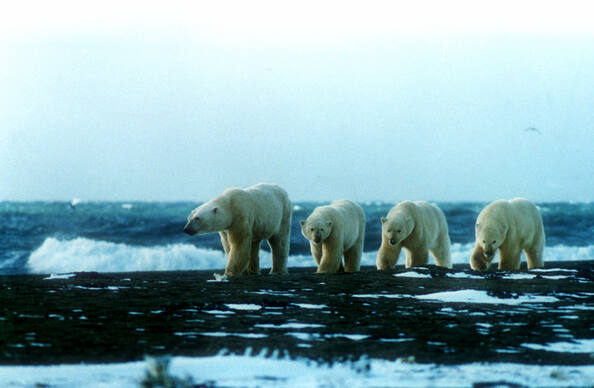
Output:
[1, 201, 593, 274]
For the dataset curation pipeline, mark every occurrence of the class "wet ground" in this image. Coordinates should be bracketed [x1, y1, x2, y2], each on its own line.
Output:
[1, 262, 592, 367]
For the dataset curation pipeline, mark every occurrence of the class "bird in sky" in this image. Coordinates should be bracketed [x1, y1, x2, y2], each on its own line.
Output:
[524, 127, 541, 135]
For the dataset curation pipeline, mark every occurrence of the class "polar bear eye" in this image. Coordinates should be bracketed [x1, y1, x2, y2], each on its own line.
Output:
[310, 228, 314, 232]
[396, 230, 401, 233]
[482, 240, 486, 244]
[492, 240, 496, 244]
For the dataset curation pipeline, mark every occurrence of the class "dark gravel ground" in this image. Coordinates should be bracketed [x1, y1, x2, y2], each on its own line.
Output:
[1, 262, 592, 367]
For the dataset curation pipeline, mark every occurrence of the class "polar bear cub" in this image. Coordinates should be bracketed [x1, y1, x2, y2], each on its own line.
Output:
[376, 201, 451, 269]
[300, 200, 366, 273]
[183, 183, 292, 276]
[470, 198, 545, 271]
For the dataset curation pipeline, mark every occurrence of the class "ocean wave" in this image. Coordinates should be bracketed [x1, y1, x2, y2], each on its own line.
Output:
[26, 237, 318, 274]
[25, 238, 594, 274]
[26, 238, 227, 274]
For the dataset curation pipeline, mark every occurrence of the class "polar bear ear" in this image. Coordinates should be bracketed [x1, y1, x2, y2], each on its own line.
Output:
[212, 207, 218, 214]
[380, 217, 387, 224]
[299, 220, 305, 227]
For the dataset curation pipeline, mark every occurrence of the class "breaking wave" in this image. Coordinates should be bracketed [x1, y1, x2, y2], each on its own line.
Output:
[25, 237, 594, 274]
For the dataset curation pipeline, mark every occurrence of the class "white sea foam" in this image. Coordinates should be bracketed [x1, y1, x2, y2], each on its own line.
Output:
[0, 354, 592, 387]
[416, 290, 560, 305]
[541, 275, 572, 280]
[43, 273, 76, 280]
[446, 272, 483, 279]
[393, 271, 432, 278]
[521, 339, 594, 353]
[501, 273, 536, 280]
[292, 303, 327, 309]
[255, 323, 325, 329]
[530, 268, 578, 273]
[27, 237, 227, 273]
[364, 242, 594, 267]
[225, 304, 262, 311]
[69, 198, 83, 207]
[24, 237, 594, 274]
[352, 293, 407, 299]
[203, 310, 234, 315]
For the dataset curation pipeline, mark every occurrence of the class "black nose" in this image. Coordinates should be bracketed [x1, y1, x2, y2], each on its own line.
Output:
[183, 225, 194, 235]
[314, 236, 321, 244]
[390, 238, 396, 245]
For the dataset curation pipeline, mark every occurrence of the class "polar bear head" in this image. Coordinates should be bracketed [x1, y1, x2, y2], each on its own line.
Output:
[475, 222, 507, 259]
[184, 199, 232, 236]
[300, 217, 332, 245]
[381, 213, 414, 246]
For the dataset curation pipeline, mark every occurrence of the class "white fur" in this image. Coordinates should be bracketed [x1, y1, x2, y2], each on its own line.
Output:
[470, 198, 545, 271]
[300, 200, 366, 273]
[376, 201, 451, 269]
[184, 183, 292, 276]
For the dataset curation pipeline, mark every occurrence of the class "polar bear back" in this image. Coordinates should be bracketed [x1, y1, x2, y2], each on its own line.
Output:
[328, 199, 365, 249]
[224, 183, 290, 240]
[478, 198, 544, 248]
[394, 200, 448, 247]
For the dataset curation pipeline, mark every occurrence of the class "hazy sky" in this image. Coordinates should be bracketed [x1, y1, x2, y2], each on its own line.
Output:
[2, 1, 594, 202]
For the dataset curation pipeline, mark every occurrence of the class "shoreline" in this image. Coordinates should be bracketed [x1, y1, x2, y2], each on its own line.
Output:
[1, 261, 592, 367]
[5, 260, 593, 278]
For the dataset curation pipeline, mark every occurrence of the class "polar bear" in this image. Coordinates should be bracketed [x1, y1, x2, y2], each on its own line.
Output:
[376, 201, 451, 269]
[183, 183, 292, 276]
[300, 200, 366, 273]
[470, 198, 545, 271]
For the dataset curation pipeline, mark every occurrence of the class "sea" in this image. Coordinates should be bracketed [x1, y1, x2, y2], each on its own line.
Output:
[1, 200, 593, 275]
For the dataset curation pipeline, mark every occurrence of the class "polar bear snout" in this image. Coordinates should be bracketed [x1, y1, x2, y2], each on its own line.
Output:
[183, 221, 197, 235]
[314, 234, 322, 244]
[483, 246, 495, 258]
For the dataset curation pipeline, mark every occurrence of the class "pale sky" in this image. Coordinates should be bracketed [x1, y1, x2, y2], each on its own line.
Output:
[2, 1, 594, 202]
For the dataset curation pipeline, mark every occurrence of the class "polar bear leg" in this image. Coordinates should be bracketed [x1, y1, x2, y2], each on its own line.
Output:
[225, 239, 251, 276]
[247, 240, 261, 274]
[343, 244, 362, 272]
[219, 232, 231, 255]
[498, 246, 522, 270]
[405, 247, 428, 268]
[268, 234, 289, 274]
[310, 243, 323, 266]
[317, 241, 342, 273]
[376, 244, 401, 270]
[525, 238, 544, 270]
[430, 236, 452, 268]
[268, 210, 291, 274]
[470, 244, 490, 271]
[430, 248, 451, 268]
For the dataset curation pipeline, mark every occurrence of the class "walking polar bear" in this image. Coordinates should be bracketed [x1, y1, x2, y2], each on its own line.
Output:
[470, 198, 545, 271]
[183, 183, 292, 276]
[376, 201, 452, 269]
[300, 200, 366, 273]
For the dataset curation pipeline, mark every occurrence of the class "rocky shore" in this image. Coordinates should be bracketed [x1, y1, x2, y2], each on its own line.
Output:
[1, 262, 592, 367]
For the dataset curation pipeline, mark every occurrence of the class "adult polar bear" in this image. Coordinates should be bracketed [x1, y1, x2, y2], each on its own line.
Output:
[376, 201, 451, 269]
[300, 200, 366, 273]
[470, 198, 545, 271]
[184, 183, 292, 276]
